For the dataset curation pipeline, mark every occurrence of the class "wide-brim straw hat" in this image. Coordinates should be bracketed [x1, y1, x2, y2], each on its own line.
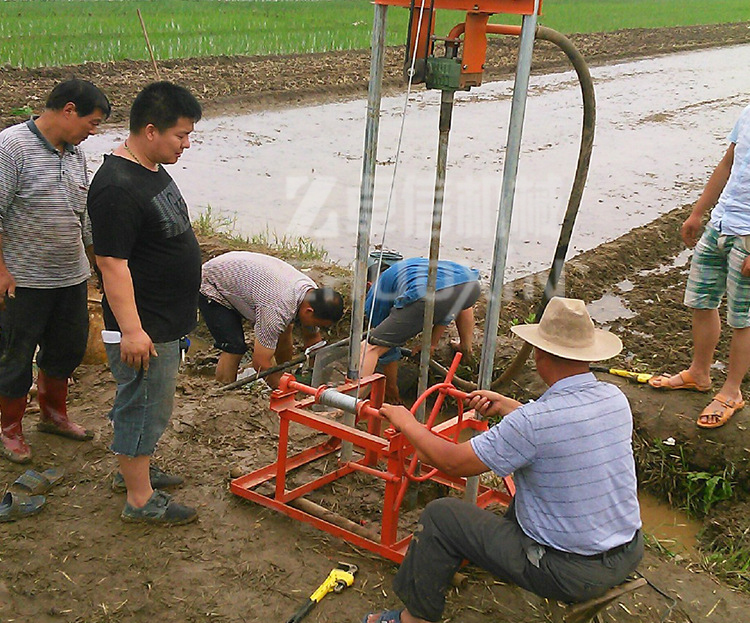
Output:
[511, 297, 622, 362]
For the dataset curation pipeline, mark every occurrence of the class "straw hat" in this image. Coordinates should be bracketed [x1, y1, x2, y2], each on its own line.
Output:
[510, 297, 622, 362]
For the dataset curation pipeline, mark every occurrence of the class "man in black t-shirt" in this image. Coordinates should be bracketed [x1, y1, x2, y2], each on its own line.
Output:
[88, 82, 202, 526]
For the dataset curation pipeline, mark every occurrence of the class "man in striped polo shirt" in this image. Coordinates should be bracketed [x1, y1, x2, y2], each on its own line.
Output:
[200, 251, 344, 387]
[0, 79, 111, 464]
[364, 298, 642, 623]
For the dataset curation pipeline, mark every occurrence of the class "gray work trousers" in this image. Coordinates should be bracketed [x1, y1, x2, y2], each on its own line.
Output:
[393, 497, 643, 622]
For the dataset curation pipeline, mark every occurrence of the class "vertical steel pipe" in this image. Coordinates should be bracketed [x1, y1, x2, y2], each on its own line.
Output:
[416, 89, 455, 424]
[348, 3, 388, 381]
[343, 4, 388, 462]
[468, 1, 540, 502]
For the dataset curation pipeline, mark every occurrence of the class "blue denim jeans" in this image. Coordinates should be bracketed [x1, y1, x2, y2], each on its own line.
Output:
[105, 340, 181, 457]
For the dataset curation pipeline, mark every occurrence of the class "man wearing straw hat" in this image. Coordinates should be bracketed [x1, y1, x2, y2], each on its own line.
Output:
[364, 297, 642, 623]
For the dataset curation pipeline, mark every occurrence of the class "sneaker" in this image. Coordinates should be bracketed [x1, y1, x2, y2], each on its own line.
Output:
[120, 489, 197, 525]
[112, 464, 184, 493]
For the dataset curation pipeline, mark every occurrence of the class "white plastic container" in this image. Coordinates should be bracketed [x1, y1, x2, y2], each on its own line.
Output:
[101, 330, 121, 344]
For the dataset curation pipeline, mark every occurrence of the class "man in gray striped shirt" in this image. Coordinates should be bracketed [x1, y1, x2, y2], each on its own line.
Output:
[0, 79, 110, 463]
[200, 251, 344, 386]
[365, 298, 642, 623]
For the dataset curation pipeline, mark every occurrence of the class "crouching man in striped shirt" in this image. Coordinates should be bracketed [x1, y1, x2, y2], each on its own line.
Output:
[364, 297, 643, 623]
[0, 79, 111, 464]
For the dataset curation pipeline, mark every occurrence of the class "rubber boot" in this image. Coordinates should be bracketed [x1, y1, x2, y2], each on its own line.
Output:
[37, 371, 92, 441]
[0, 395, 32, 463]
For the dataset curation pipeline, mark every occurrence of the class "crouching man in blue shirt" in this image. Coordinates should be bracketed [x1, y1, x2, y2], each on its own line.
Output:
[361, 258, 481, 403]
[363, 297, 643, 623]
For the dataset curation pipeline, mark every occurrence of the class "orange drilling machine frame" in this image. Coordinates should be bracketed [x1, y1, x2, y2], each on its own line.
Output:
[375, 0, 543, 90]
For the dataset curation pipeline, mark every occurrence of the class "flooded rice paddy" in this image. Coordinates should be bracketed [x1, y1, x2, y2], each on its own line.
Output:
[85, 44, 750, 282]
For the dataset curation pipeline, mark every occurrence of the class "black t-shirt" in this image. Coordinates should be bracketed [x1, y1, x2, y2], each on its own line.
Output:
[87, 154, 201, 342]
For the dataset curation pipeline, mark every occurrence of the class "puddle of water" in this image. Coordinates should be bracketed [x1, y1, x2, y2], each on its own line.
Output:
[639, 489, 701, 559]
[587, 292, 636, 324]
[638, 248, 693, 277]
[616, 279, 634, 293]
[84, 45, 750, 281]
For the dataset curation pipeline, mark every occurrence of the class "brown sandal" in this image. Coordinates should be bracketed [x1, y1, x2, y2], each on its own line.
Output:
[697, 394, 745, 429]
[648, 370, 711, 392]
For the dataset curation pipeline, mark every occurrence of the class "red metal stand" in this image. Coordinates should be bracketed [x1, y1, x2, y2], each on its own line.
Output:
[230, 358, 514, 563]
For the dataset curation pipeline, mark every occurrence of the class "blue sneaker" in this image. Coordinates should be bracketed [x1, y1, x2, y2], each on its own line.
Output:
[120, 490, 197, 526]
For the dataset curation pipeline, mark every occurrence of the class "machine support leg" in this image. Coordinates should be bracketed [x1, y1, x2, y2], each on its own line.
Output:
[344, 3, 388, 462]
[416, 89, 455, 424]
[468, 3, 540, 503]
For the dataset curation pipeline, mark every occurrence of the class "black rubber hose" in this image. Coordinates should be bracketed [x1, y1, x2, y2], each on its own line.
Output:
[491, 25, 596, 391]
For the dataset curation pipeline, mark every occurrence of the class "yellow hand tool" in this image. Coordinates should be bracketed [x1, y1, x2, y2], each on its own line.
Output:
[286, 562, 358, 623]
[591, 366, 653, 384]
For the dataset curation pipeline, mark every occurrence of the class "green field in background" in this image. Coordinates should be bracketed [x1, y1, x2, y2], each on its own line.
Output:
[0, 0, 747, 68]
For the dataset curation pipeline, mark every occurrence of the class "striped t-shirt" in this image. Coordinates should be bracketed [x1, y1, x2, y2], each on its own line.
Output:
[0, 120, 91, 288]
[471, 372, 641, 555]
[200, 251, 316, 350]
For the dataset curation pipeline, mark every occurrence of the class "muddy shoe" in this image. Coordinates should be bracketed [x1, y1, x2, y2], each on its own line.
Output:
[112, 464, 184, 493]
[120, 489, 197, 526]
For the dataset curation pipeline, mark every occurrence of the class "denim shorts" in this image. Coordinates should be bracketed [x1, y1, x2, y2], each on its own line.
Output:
[105, 339, 181, 457]
[684, 226, 750, 328]
[198, 293, 248, 355]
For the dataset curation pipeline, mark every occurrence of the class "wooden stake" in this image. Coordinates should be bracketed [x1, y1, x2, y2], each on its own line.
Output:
[137, 9, 161, 80]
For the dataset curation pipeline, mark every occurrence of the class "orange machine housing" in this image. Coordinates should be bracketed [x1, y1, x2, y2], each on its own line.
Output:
[375, 0, 543, 88]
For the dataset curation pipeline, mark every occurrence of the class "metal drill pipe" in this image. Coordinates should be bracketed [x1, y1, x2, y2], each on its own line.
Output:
[281, 377, 381, 421]
[416, 89, 455, 424]
[348, 3, 387, 383]
[344, 4, 388, 462]
[469, 2, 540, 504]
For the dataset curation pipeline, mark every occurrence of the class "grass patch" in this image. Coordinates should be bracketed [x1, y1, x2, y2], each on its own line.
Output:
[633, 431, 750, 591]
[0, 0, 748, 68]
[634, 432, 736, 518]
[193, 205, 327, 262]
[540, 0, 749, 34]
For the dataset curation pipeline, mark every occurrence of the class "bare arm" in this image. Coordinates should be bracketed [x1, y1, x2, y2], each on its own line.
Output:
[0, 148, 18, 307]
[0, 234, 16, 309]
[274, 325, 294, 365]
[379, 404, 489, 477]
[682, 144, 734, 248]
[301, 326, 323, 349]
[96, 255, 157, 370]
[465, 390, 522, 419]
[411, 324, 448, 356]
[252, 339, 280, 388]
[86, 244, 101, 290]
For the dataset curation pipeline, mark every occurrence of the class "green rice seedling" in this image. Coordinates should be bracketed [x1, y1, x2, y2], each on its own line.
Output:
[1, 0, 747, 68]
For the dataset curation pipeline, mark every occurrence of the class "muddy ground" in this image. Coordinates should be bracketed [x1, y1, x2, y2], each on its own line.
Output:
[2, 23, 750, 623]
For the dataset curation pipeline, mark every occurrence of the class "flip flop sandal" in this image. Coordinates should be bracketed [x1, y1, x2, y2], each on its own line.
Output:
[648, 370, 711, 392]
[697, 395, 745, 429]
[10, 468, 65, 496]
[362, 610, 403, 623]
[0, 491, 46, 523]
